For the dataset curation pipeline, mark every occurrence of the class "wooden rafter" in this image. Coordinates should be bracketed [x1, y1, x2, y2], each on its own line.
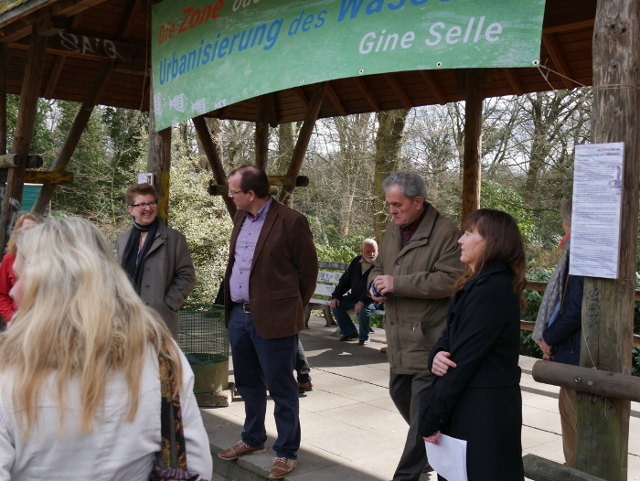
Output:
[418, 70, 446, 105]
[116, 0, 141, 40]
[44, 55, 65, 98]
[325, 83, 347, 116]
[0, 0, 110, 42]
[279, 83, 325, 205]
[384, 73, 412, 110]
[33, 60, 115, 214]
[543, 19, 594, 35]
[293, 87, 309, 108]
[356, 77, 380, 112]
[542, 33, 575, 90]
[192, 115, 236, 217]
[10, 32, 146, 67]
[502, 68, 525, 96]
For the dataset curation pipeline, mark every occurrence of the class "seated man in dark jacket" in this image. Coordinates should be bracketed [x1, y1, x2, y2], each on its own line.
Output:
[330, 239, 378, 345]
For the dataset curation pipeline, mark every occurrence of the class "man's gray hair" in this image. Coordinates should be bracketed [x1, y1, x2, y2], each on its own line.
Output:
[363, 238, 378, 248]
[382, 171, 427, 199]
[560, 199, 572, 225]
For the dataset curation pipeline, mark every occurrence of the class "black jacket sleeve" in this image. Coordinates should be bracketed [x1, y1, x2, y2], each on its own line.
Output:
[331, 256, 360, 299]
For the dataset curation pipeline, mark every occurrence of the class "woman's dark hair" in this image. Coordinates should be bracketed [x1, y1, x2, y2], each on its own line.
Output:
[229, 165, 270, 198]
[454, 209, 527, 303]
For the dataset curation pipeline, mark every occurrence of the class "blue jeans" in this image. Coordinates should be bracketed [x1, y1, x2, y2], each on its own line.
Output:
[228, 305, 300, 458]
[332, 298, 375, 342]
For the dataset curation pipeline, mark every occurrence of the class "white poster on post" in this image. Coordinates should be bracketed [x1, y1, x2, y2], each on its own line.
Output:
[137, 172, 154, 185]
[569, 142, 623, 279]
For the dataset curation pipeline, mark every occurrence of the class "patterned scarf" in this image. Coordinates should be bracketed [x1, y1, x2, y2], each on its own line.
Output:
[121, 217, 159, 293]
[533, 239, 570, 341]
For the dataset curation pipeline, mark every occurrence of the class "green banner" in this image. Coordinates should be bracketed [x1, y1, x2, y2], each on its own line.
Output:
[152, 0, 546, 130]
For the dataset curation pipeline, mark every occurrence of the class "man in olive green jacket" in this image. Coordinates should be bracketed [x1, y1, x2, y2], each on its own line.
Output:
[370, 171, 464, 481]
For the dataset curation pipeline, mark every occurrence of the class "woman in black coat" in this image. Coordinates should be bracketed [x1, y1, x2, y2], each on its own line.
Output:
[420, 209, 526, 481]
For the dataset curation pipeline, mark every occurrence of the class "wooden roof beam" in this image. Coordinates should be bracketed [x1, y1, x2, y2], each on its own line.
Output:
[542, 33, 575, 90]
[44, 55, 65, 99]
[293, 87, 309, 108]
[116, 0, 142, 40]
[34, 60, 115, 214]
[0, 0, 105, 42]
[9, 31, 147, 76]
[55, 0, 111, 17]
[192, 115, 237, 217]
[0, 10, 68, 43]
[356, 77, 380, 112]
[257, 93, 278, 127]
[279, 83, 325, 205]
[325, 83, 347, 116]
[384, 73, 413, 110]
[502, 68, 525, 96]
[419, 70, 446, 105]
[543, 19, 594, 35]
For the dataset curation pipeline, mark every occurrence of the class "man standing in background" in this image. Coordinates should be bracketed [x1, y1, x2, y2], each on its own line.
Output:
[116, 183, 195, 337]
[370, 171, 463, 481]
[218, 166, 318, 479]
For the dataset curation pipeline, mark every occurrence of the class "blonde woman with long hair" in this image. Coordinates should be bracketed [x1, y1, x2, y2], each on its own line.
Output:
[0, 217, 212, 480]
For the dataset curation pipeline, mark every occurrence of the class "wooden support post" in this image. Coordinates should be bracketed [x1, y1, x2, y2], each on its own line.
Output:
[531, 360, 640, 402]
[461, 70, 485, 224]
[255, 121, 269, 171]
[33, 61, 114, 215]
[147, 85, 171, 223]
[576, 2, 639, 479]
[192, 116, 236, 218]
[0, 27, 47, 247]
[279, 83, 325, 206]
[0, 43, 6, 156]
[523, 454, 608, 481]
[255, 94, 271, 171]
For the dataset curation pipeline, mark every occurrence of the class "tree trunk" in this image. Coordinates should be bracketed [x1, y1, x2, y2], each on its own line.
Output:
[275, 123, 296, 174]
[372, 109, 408, 242]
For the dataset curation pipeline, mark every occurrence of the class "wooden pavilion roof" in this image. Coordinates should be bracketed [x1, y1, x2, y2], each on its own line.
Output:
[1, 0, 595, 125]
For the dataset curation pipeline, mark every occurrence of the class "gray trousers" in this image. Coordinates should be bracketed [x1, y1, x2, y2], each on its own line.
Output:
[389, 372, 436, 481]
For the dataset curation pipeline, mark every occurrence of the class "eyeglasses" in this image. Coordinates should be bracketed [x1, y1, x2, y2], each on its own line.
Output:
[228, 189, 244, 196]
[130, 201, 157, 208]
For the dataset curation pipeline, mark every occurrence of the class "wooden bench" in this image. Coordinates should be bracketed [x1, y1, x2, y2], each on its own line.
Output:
[305, 261, 384, 328]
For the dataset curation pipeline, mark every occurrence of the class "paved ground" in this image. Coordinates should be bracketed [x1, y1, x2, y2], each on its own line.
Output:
[200, 317, 640, 480]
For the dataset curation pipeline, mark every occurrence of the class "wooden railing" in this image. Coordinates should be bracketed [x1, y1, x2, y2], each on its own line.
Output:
[523, 280, 640, 348]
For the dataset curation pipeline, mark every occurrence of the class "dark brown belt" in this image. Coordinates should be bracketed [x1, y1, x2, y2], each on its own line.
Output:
[233, 302, 251, 313]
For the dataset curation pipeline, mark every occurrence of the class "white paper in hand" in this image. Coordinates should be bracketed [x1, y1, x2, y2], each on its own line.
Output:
[424, 434, 468, 481]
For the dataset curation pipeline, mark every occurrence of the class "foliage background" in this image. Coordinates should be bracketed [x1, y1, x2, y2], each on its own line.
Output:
[4, 89, 639, 374]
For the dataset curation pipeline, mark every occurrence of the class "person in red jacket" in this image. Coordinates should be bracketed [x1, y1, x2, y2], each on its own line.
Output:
[0, 212, 42, 327]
